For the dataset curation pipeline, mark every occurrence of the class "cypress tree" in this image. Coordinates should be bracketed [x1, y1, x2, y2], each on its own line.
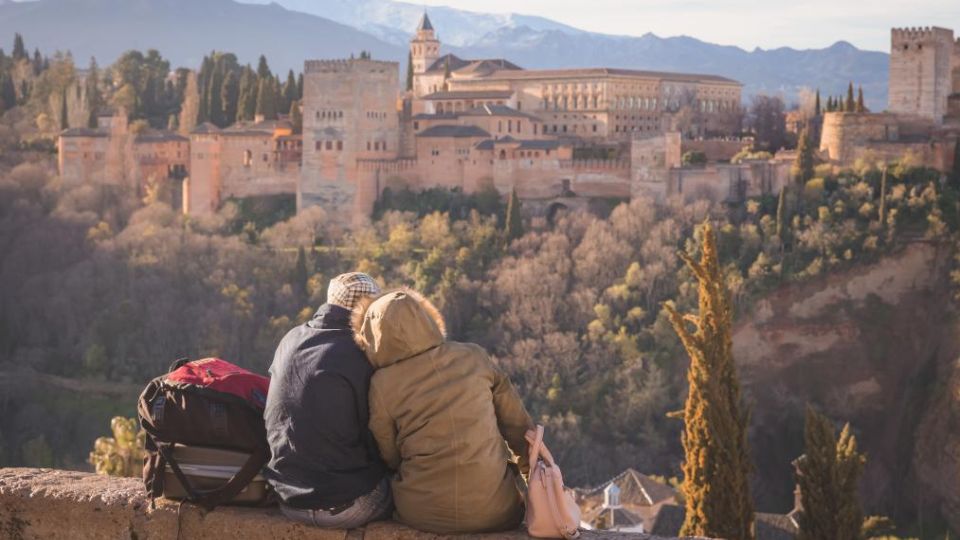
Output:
[879, 166, 888, 227]
[504, 188, 523, 242]
[282, 69, 297, 113]
[12, 33, 26, 61]
[845, 82, 855, 112]
[220, 70, 239, 127]
[290, 99, 302, 134]
[85, 57, 102, 128]
[776, 186, 787, 241]
[292, 246, 309, 302]
[666, 222, 754, 540]
[856, 86, 865, 113]
[814, 89, 821, 116]
[197, 54, 214, 123]
[206, 64, 225, 126]
[19, 80, 29, 105]
[237, 67, 257, 122]
[256, 55, 271, 80]
[950, 139, 960, 191]
[0, 72, 16, 113]
[796, 407, 865, 540]
[794, 128, 815, 185]
[31, 48, 43, 75]
[406, 51, 414, 91]
[60, 88, 69, 130]
[255, 77, 277, 120]
[296, 72, 303, 99]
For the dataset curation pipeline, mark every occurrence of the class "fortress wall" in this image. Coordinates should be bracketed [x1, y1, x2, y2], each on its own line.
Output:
[819, 112, 901, 162]
[0, 468, 695, 540]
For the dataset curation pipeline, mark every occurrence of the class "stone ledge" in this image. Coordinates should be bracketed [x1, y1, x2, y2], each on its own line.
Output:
[0, 468, 698, 540]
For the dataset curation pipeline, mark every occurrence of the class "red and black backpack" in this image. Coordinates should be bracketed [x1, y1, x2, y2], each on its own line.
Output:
[137, 357, 270, 509]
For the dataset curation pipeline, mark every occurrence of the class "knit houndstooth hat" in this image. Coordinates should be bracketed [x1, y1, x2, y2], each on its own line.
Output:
[327, 272, 381, 311]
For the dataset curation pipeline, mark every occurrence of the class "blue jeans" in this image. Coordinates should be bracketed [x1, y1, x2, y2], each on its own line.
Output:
[280, 478, 393, 529]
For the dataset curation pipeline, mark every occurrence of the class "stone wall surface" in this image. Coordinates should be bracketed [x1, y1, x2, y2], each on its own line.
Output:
[0, 468, 700, 540]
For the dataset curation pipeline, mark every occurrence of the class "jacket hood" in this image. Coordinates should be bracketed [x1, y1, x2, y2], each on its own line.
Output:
[352, 288, 446, 368]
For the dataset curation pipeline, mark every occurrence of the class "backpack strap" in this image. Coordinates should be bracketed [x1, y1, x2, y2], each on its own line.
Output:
[525, 425, 556, 467]
[155, 440, 270, 511]
[168, 358, 191, 373]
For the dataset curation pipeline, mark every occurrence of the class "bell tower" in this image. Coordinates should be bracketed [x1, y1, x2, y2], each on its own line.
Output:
[410, 13, 440, 76]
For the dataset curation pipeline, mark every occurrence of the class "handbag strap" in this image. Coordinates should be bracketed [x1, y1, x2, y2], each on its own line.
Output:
[525, 425, 556, 467]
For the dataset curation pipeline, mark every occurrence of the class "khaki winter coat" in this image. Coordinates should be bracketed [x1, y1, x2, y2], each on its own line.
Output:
[353, 289, 534, 534]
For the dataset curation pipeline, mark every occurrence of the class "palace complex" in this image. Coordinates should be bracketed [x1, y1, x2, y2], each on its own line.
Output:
[58, 18, 960, 225]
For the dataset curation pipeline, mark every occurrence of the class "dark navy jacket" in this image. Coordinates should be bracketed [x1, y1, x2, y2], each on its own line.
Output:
[263, 304, 386, 509]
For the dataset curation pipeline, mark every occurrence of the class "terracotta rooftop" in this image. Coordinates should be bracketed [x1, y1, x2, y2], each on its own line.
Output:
[60, 127, 108, 138]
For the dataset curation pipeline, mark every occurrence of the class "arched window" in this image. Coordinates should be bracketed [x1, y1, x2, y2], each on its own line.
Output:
[499, 149, 507, 160]
[243, 150, 252, 167]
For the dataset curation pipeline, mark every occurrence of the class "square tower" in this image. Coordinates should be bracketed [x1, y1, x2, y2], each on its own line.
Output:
[299, 58, 400, 224]
[888, 26, 955, 122]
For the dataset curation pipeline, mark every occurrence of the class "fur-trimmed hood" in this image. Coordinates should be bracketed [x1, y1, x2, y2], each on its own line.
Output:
[351, 288, 446, 369]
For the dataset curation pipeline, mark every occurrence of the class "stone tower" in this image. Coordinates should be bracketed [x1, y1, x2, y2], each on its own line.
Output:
[888, 26, 956, 123]
[410, 13, 440, 76]
[299, 58, 400, 225]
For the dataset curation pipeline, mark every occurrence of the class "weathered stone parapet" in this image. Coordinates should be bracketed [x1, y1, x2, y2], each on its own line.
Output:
[0, 468, 700, 540]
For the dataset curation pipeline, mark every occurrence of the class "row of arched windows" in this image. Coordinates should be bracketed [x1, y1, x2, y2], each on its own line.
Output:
[316, 110, 344, 120]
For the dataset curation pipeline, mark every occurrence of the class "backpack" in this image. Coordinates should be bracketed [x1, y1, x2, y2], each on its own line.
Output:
[137, 357, 271, 510]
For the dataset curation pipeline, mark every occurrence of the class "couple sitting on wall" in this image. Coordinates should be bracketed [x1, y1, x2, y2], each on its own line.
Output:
[264, 272, 535, 533]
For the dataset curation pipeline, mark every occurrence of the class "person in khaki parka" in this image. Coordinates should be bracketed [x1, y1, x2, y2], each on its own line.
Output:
[352, 288, 535, 534]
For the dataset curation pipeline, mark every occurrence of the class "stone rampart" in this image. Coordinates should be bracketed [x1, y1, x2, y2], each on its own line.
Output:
[0, 468, 702, 540]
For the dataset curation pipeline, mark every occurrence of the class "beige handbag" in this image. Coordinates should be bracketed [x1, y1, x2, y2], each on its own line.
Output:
[524, 425, 581, 539]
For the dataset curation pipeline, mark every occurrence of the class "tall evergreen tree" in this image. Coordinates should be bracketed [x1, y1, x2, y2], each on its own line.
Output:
[666, 222, 754, 540]
[255, 77, 277, 120]
[31, 48, 43, 75]
[879, 166, 889, 227]
[794, 128, 815, 185]
[85, 57, 103, 128]
[796, 407, 865, 540]
[282, 70, 297, 113]
[197, 54, 214, 123]
[256, 54, 271, 80]
[292, 246, 309, 302]
[296, 72, 303, 99]
[776, 186, 787, 242]
[845, 82, 855, 112]
[814, 89, 821, 116]
[951, 139, 960, 191]
[406, 51, 414, 92]
[59, 88, 69, 130]
[290, 99, 302, 134]
[0, 72, 16, 112]
[206, 63, 225, 126]
[220, 70, 239, 127]
[237, 67, 257, 123]
[856, 86, 865, 113]
[12, 33, 26, 61]
[178, 70, 199, 134]
[504, 188, 523, 242]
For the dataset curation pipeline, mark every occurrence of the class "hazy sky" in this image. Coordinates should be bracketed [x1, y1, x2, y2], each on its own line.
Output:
[417, 0, 960, 52]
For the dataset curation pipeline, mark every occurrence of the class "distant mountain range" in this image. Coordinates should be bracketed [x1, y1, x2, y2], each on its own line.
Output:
[0, 0, 890, 108]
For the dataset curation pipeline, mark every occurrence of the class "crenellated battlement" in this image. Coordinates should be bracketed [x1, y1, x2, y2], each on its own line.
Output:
[891, 26, 954, 44]
[304, 58, 399, 74]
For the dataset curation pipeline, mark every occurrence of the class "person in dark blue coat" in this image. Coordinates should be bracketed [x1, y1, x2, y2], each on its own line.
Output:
[264, 272, 391, 528]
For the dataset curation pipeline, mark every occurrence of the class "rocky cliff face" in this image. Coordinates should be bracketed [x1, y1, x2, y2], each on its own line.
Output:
[732, 242, 960, 530]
